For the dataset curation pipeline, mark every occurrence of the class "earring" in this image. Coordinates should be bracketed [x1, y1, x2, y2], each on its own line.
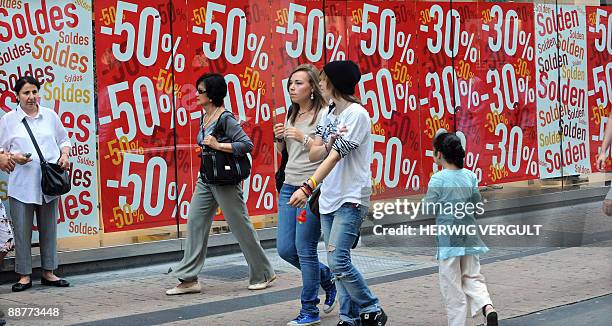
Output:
[310, 92, 314, 100]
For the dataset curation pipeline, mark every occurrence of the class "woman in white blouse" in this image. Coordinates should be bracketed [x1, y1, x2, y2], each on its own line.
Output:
[0, 76, 71, 292]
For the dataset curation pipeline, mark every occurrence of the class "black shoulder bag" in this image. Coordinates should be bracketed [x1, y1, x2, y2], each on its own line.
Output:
[200, 111, 251, 185]
[21, 119, 71, 196]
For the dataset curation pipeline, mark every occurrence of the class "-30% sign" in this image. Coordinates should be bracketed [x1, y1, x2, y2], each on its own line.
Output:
[465, 152, 483, 182]
[459, 79, 482, 109]
[420, 5, 476, 60]
[483, 5, 534, 59]
[486, 124, 536, 174]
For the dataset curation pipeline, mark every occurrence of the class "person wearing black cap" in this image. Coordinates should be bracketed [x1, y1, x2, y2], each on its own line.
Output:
[289, 61, 387, 326]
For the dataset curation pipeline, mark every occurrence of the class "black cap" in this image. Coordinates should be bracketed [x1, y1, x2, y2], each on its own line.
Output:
[323, 60, 361, 95]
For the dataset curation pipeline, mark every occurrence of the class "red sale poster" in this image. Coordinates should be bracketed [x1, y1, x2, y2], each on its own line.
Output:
[416, 2, 459, 185]
[96, 0, 194, 232]
[478, 3, 539, 185]
[346, 1, 422, 199]
[270, 0, 336, 124]
[587, 6, 612, 173]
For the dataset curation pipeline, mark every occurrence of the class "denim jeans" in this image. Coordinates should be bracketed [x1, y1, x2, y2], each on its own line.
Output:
[321, 202, 380, 325]
[277, 184, 334, 316]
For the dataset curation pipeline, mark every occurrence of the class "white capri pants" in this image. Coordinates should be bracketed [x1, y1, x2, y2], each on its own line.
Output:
[438, 255, 493, 326]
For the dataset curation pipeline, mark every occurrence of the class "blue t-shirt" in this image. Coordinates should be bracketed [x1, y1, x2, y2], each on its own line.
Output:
[422, 168, 489, 260]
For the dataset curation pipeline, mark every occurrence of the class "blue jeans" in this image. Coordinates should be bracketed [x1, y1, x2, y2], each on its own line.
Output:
[321, 203, 380, 325]
[277, 184, 334, 316]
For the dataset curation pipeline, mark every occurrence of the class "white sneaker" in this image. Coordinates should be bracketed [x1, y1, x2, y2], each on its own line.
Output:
[247, 274, 277, 290]
[165, 282, 201, 295]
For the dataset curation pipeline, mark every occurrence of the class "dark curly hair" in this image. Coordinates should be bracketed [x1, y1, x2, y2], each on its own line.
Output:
[433, 132, 465, 169]
[196, 73, 227, 107]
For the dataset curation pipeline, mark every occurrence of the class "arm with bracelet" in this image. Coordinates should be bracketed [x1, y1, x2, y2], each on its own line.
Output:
[289, 107, 367, 208]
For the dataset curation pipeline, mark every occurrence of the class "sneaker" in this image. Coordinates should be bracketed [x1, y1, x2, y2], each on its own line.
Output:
[336, 321, 353, 326]
[247, 274, 277, 290]
[360, 308, 387, 326]
[483, 305, 498, 326]
[323, 286, 337, 314]
[165, 282, 201, 295]
[287, 313, 320, 326]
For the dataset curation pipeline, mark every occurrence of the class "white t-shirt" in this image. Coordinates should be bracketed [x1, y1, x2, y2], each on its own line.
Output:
[315, 103, 372, 214]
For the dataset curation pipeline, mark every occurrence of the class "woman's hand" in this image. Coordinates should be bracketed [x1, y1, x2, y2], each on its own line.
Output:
[285, 127, 305, 142]
[0, 153, 15, 172]
[203, 135, 220, 150]
[12, 153, 32, 165]
[597, 152, 608, 171]
[58, 153, 70, 170]
[273, 123, 285, 139]
[288, 188, 308, 208]
[330, 126, 348, 142]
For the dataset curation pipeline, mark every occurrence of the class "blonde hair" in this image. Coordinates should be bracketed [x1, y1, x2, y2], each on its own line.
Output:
[286, 64, 325, 126]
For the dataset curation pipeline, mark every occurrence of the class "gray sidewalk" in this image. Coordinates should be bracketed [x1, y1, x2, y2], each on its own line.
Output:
[1, 201, 611, 325]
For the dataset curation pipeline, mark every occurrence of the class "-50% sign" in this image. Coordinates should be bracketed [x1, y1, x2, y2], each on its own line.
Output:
[352, 4, 415, 62]
[276, 3, 346, 61]
[100, 76, 189, 141]
[371, 135, 420, 190]
[195, 2, 269, 69]
[111, 204, 144, 229]
[243, 172, 274, 210]
[359, 68, 418, 123]
[100, 1, 185, 71]
[168, 181, 189, 219]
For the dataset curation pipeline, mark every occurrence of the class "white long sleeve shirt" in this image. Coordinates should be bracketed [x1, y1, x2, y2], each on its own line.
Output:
[0, 105, 71, 204]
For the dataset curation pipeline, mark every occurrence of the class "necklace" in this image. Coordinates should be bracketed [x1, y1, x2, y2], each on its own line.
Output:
[297, 106, 313, 118]
[203, 107, 221, 128]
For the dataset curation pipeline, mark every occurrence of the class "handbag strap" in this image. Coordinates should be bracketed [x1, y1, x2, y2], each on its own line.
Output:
[212, 110, 233, 139]
[21, 118, 46, 163]
[279, 105, 294, 170]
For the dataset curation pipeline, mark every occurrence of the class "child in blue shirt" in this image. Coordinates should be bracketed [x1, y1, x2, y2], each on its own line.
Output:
[423, 132, 498, 326]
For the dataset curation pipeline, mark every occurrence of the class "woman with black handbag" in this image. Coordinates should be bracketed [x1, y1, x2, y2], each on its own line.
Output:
[0, 76, 71, 292]
[273, 64, 337, 326]
[166, 73, 275, 295]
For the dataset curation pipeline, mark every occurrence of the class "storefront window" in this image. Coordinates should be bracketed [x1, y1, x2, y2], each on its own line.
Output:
[0, 0, 609, 256]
